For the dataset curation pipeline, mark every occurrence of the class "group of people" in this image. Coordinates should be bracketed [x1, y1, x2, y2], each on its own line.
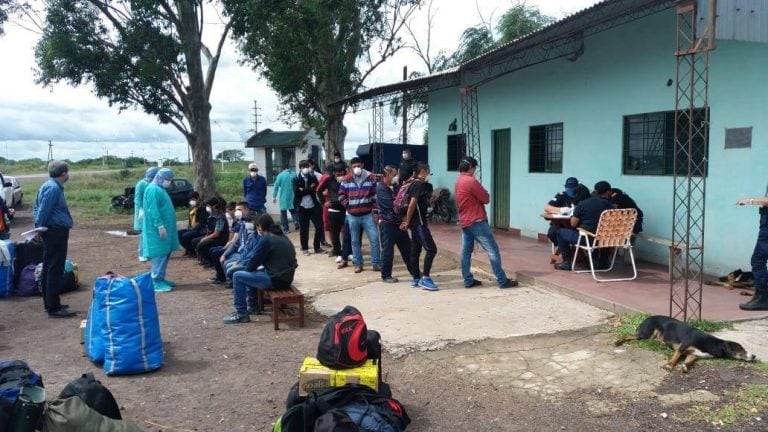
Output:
[543, 176, 644, 271]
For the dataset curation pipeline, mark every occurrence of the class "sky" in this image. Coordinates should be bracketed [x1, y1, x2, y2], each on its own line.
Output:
[0, 0, 598, 163]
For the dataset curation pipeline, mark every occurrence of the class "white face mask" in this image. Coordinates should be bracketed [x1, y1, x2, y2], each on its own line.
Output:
[205, 206, 212, 214]
[301, 168, 310, 175]
[334, 157, 341, 163]
[249, 171, 258, 177]
[189, 200, 197, 207]
[336, 176, 344, 182]
[425, 174, 432, 183]
[162, 179, 171, 188]
[402, 152, 409, 160]
[392, 175, 399, 184]
[352, 167, 362, 176]
[245, 222, 255, 231]
[234, 210, 243, 220]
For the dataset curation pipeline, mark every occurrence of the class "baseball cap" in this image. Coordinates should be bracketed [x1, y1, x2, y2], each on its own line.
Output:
[248, 163, 258, 171]
[564, 177, 579, 189]
[593, 181, 612, 195]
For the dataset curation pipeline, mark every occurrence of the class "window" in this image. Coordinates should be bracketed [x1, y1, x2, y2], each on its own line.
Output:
[622, 108, 708, 176]
[529, 123, 563, 173]
[447, 134, 466, 171]
[265, 147, 295, 184]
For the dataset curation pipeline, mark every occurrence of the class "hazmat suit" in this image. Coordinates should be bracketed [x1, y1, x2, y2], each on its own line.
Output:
[141, 168, 180, 292]
[134, 166, 159, 261]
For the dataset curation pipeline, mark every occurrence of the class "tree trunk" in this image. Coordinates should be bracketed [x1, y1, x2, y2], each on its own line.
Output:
[187, 127, 216, 199]
[324, 104, 347, 159]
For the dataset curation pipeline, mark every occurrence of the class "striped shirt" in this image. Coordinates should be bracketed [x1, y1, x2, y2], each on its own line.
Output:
[339, 171, 377, 216]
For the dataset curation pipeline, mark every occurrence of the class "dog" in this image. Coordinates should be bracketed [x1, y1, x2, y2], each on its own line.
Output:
[614, 315, 756, 373]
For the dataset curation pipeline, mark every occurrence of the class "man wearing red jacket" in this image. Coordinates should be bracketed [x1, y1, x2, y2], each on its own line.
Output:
[454, 157, 517, 289]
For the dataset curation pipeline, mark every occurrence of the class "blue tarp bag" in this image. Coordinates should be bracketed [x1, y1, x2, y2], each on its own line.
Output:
[0, 240, 15, 298]
[86, 272, 164, 375]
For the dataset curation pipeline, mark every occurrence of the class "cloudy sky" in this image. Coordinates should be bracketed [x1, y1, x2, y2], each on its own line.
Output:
[0, 0, 597, 163]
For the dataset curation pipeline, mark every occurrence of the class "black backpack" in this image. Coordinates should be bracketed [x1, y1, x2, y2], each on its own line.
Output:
[0, 360, 44, 430]
[317, 306, 368, 370]
[58, 372, 122, 420]
[274, 384, 410, 432]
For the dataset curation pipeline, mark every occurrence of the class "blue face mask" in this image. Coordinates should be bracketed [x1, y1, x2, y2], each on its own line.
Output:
[564, 188, 576, 198]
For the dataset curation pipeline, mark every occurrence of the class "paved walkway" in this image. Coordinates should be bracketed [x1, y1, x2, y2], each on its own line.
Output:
[429, 223, 768, 322]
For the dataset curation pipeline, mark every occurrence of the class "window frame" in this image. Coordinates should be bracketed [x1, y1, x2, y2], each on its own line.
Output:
[528, 122, 564, 174]
[264, 147, 296, 185]
[446, 133, 466, 172]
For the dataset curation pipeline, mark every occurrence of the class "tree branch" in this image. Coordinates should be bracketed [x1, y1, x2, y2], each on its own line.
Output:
[203, 20, 232, 101]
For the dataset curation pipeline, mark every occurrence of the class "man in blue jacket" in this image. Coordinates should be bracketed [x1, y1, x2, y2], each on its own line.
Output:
[243, 163, 267, 214]
[33, 160, 75, 318]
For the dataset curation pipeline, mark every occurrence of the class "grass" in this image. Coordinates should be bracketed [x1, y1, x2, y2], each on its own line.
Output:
[17, 162, 250, 224]
[688, 384, 768, 426]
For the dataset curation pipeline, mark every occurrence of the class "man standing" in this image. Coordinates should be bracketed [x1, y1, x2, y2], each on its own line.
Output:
[736, 194, 768, 310]
[273, 163, 297, 234]
[376, 165, 418, 283]
[293, 160, 324, 255]
[142, 168, 180, 292]
[554, 181, 615, 271]
[34, 160, 75, 318]
[398, 148, 416, 185]
[455, 157, 518, 289]
[243, 163, 267, 214]
[339, 157, 380, 273]
[317, 163, 347, 260]
[399, 163, 438, 291]
[134, 166, 159, 262]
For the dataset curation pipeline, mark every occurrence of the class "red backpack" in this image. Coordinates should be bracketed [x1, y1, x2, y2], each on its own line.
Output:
[317, 306, 368, 369]
[392, 178, 418, 217]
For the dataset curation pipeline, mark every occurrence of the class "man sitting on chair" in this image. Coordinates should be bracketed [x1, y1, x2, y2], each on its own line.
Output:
[554, 181, 615, 271]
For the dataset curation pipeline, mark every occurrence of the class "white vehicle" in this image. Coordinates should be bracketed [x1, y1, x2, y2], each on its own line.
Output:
[4, 176, 22, 207]
[0, 173, 13, 208]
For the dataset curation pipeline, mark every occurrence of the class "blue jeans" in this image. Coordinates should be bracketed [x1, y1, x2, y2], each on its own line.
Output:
[151, 253, 171, 281]
[232, 270, 272, 314]
[379, 221, 417, 279]
[280, 208, 299, 232]
[347, 213, 380, 267]
[461, 221, 509, 286]
[556, 228, 580, 262]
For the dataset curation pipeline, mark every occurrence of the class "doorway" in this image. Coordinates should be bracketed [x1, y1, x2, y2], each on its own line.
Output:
[492, 129, 511, 229]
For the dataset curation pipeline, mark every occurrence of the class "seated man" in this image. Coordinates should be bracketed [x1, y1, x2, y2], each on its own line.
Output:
[554, 181, 615, 271]
[209, 202, 251, 285]
[223, 214, 298, 324]
[544, 177, 591, 246]
[609, 187, 644, 234]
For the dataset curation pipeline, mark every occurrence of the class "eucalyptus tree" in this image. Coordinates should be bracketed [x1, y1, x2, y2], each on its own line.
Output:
[34, 0, 232, 197]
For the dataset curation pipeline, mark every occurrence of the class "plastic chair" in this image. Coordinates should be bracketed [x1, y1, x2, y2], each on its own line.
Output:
[571, 209, 638, 282]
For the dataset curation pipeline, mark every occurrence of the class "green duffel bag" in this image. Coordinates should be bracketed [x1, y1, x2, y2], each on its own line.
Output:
[42, 397, 143, 432]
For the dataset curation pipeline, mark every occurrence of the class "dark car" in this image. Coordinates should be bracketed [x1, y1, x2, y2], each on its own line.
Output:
[111, 178, 194, 210]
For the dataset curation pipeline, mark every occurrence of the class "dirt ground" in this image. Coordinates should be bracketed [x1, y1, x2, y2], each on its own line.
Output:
[2, 208, 767, 431]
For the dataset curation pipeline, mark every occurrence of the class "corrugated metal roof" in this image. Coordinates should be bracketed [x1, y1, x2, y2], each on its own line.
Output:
[700, 0, 768, 43]
[244, 129, 307, 148]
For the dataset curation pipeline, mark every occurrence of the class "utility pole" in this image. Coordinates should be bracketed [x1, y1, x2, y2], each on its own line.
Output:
[252, 100, 262, 162]
[402, 66, 408, 147]
[47, 140, 54, 163]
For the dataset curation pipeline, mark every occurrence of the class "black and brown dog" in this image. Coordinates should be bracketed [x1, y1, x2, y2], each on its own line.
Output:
[614, 315, 757, 373]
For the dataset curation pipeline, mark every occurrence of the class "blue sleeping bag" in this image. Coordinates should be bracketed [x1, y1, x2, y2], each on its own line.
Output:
[0, 240, 14, 298]
[85, 272, 163, 375]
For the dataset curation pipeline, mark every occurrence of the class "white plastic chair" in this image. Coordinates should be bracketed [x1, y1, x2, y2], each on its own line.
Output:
[571, 209, 638, 282]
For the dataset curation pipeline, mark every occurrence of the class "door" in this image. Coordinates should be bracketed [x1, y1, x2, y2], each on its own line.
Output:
[492, 129, 511, 229]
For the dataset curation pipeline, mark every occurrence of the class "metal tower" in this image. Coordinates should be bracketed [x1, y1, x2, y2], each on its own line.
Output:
[670, 0, 716, 321]
[460, 85, 481, 182]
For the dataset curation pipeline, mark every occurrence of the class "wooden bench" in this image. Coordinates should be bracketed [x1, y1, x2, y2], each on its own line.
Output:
[257, 286, 305, 330]
[635, 234, 702, 277]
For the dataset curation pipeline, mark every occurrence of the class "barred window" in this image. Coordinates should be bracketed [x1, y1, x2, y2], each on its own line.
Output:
[529, 123, 563, 173]
[447, 134, 466, 171]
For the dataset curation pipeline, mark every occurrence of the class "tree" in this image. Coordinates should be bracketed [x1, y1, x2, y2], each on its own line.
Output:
[0, 0, 28, 36]
[223, 0, 421, 158]
[34, 0, 232, 198]
[215, 149, 244, 162]
[497, 2, 553, 45]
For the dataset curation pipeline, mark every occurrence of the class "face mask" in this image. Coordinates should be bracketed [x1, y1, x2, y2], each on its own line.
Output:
[334, 157, 341, 163]
[301, 168, 310, 175]
[205, 206, 212, 214]
[425, 174, 432, 183]
[352, 167, 362, 176]
[392, 175, 399, 184]
[565, 188, 575, 198]
[249, 171, 258, 178]
[245, 222, 255, 231]
[402, 153, 409, 160]
[162, 179, 171, 188]
[189, 200, 197, 207]
[336, 176, 344, 182]
[234, 210, 243, 220]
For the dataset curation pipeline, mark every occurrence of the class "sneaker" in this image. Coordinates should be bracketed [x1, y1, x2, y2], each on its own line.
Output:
[335, 256, 343, 263]
[382, 277, 399, 283]
[465, 280, 482, 288]
[321, 241, 332, 248]
[410, 278, 420, 288]
[554, 262, 572, 271]
[223, 312, 251, 324]
[138, 256, 149, 262]
[153, 280, 173, 292]
[418, 277, 439, 291]
[302, 250, 310, 256]
[499, 279, 519, 289]
[314, 247, 327, 254]
[208, 276, 220, 282]
[209, 279, 225, 286]
[48, 307, 76, 318]
[348, 254, 353, 261]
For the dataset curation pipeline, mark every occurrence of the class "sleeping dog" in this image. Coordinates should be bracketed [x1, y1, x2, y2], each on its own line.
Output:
[614, 315, 756, 373]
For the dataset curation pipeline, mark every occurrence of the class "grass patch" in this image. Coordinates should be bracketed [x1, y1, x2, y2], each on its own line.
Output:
[688, 384, 768, 426]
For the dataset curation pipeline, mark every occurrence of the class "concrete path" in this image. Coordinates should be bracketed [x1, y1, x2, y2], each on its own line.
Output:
[713, 318, 768, 361]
